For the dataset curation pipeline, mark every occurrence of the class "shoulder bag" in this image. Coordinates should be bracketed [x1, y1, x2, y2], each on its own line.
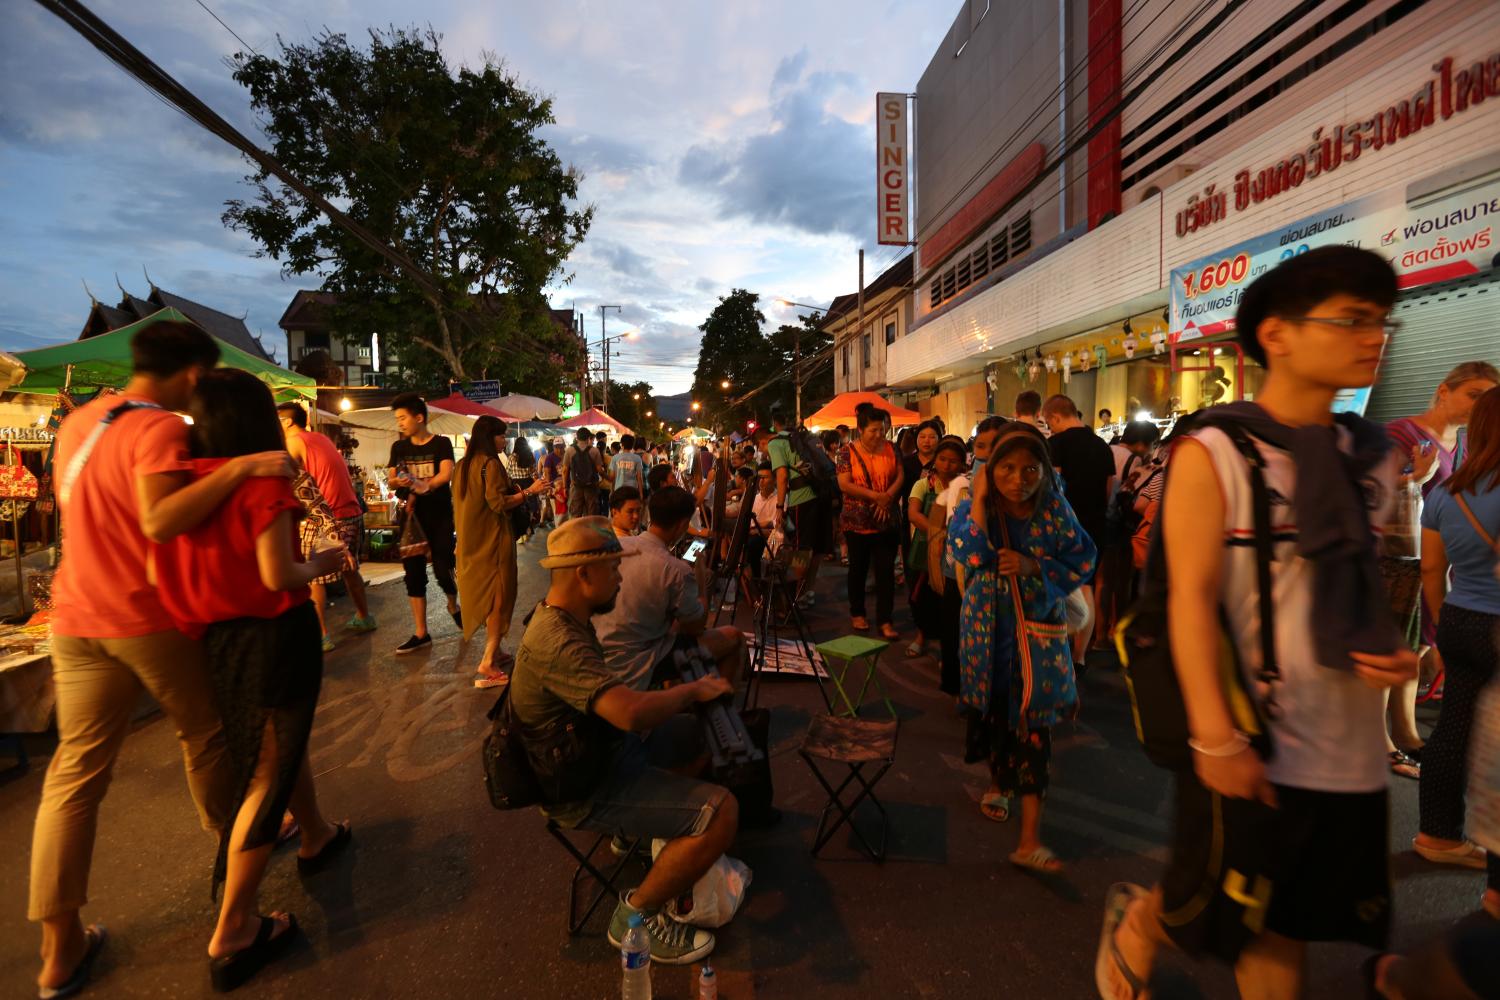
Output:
[1454, 494, 1500, 560]
[850, 441, 894, 530]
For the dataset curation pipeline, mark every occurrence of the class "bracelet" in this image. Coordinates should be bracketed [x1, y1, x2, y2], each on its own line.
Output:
[1188, 732, 1250, 757]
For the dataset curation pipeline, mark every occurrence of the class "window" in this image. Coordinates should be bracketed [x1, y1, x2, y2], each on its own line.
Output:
[862, 332, 872, 368]
[956, 255, 971, 292]
[1010, 214, 1032, 256]
[884, 320, 897, 346]
[971, 245, 988, 281]
[930, 279, 942, 309]
[990, 230, 1009, 269]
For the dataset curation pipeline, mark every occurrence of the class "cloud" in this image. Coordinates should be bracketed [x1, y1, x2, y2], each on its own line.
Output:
[678, 67, 873, 243]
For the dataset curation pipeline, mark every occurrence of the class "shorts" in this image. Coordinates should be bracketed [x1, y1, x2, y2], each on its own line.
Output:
[788, 495, 833, 556]
[300, 514, 362, 585]
[1160, 777, 1390, 963]
[570, 715, 726, 842]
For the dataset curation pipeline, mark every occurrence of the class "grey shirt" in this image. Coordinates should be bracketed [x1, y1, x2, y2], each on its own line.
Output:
[593, 532, 704, 690]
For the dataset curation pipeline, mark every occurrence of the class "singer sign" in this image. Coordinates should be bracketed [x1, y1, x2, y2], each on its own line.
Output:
[876, 92, 909, 244]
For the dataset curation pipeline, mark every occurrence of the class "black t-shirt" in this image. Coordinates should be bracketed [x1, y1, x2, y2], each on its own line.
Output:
[389, 434, 456, 515]
[1048, 425, 1115, 544]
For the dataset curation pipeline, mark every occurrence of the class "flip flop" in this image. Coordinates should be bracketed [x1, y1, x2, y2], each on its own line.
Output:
[208, 914, 299, 993]
[473, 670, 509, 690]
[1009, 845, 1065, 873]
[1388, 750, 1420, 780]
[1095, 883, 1148, 1000]
[297, 822, 353, 875]
[980, 792, 1010, 823]
[1413, 837, 1486, 870]
[38, 924, 106, 1000]
[274, 815, 300, 848]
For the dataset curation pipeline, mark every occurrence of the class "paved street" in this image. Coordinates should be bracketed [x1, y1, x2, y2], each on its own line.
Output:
[0, 533, 1473, 999]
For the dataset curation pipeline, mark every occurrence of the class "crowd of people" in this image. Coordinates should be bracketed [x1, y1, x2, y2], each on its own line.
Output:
[24, 243, 1500, 999]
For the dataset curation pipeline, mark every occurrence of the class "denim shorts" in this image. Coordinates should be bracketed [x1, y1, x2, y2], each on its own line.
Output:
[571, 714, 728, 841]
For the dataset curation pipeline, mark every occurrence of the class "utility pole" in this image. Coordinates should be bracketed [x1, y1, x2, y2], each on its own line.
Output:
[856, 248, 865, 392]
[598, 304, 620, 412]
[577, 311, 590, 410]
[793, 324, 802, 427]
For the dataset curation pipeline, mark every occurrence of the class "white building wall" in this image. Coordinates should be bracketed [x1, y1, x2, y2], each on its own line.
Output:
[889, 2, 1500, 387]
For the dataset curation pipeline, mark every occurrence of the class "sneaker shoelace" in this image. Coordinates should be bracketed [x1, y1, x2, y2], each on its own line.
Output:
[645, 910, 693, 948]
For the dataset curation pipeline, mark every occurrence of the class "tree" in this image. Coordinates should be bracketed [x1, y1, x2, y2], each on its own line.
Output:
[590, 378, 655, 437]
[690, 289, 776, 430]
[765, 315, 833, 419]
[222, 27, 591, 392]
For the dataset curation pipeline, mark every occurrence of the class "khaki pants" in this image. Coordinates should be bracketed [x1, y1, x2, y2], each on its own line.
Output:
[29, 630, 233, 921]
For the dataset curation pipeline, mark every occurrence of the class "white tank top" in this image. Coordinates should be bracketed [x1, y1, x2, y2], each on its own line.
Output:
[1192, 426, 1396, 794]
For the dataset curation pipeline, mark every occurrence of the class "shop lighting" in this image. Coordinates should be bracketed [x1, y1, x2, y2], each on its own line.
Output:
[34, 414, 47, 428]
[339, 396, 352, 411]
[1135, 410, 1153, 422]
[691, 401, 701, 411]
[720, 380, 731, 389]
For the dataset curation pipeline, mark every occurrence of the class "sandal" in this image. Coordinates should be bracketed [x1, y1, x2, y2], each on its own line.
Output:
[1009, 845, 1065, 873]
[38, 924, 107, 1000]
[1412, 836, 1486, 870]
[1417, 672, 1444, 703]
[1388, 750, 1420, 780]
[904, 639, 925, 658]
[208, 914, 299, 993]
[297, 822, 353, 875]
[473, 670, 509, 690]
[980, 792, 1010, 823]
[1095, 883, 1148, 1000]
[850, 617, 870, 631]
[274, 814, 300, 848]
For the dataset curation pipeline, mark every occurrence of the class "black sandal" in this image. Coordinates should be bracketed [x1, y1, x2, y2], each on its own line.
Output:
[37, 924, 107, 1000]
[296, 821, 352, 875]
[209, 914, 299, 993]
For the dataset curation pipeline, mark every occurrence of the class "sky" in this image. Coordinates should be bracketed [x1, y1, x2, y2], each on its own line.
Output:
[0, 0, 943, 393]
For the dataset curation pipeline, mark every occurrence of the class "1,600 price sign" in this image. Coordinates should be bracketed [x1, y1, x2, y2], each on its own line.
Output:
[1180, 252, 1251, 299]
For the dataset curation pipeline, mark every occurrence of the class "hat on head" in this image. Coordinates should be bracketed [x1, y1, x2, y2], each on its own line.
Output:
[539, 516, 637, 569]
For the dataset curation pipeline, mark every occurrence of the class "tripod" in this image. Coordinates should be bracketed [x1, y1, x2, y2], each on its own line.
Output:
[744, 546, 830, 712]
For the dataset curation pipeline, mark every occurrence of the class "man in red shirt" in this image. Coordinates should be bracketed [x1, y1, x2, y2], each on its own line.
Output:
[277, 402, 376, 650]
[30, 319, 295, 997]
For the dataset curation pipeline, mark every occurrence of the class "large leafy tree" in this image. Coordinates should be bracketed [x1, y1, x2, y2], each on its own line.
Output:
[590, 378, 656, 439]
[222, 27, 591, 390]
[765, 315, 834, 418]
[690, 289, 774, 430]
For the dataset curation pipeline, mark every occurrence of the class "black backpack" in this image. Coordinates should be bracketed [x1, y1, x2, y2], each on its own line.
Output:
[785, 428, 837, 498]
[1114, 419, 1280, 772]
[1108, 455, 1162, 542]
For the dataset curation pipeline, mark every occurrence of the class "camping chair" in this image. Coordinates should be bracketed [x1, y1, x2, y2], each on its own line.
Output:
[814, 635, 897, 718]
[799, 714, 900, 862]
[545, 820, 643, 935]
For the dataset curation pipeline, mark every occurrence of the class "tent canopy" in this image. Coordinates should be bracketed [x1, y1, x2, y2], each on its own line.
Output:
[10, 307, 316, 403]
[554, 407, 631, 436]
[341, 405, 474, 438]
[495, 392, 562, 420]
[429, 392, 519, 419]
[805, 391, 920, 430]
[673, 426, 713, 441]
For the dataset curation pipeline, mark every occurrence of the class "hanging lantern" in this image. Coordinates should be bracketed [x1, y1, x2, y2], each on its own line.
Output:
[1076, 347, 1091, 372]
[1027, 357, 1042, 383]
[1094, 344, 1108, 370]
[1150, 329, 1168, 355]
[1045, 354, 1058, 373]
[1121, 319, 1137, 360]
[1061, 351, 1072, 384]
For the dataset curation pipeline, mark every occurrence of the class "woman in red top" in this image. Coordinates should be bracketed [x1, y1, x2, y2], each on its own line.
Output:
[153, 370, 349, 992]
[836, 402, 905, 639]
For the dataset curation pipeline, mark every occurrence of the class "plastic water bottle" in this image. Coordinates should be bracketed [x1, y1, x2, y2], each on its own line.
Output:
[698, 961, 718, 1000]
[620, 911, 652, 1000]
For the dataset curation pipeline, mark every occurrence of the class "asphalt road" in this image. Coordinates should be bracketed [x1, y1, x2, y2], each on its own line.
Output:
[0, 529, 1475, 999]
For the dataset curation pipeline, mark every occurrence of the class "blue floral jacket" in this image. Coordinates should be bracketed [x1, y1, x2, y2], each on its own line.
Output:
[947, 493, 1097, 730]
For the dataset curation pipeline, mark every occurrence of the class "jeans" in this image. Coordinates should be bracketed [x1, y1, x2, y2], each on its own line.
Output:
[846, 529, 899, 624]
[31, 630, 234, 920]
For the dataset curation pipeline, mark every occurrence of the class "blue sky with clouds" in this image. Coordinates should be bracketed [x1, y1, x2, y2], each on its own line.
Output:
[0, 1, 942, 393]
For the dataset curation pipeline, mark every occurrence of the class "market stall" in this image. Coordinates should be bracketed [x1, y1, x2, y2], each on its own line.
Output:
[554, 407, 632, 437]
[804, 391, 921, 431]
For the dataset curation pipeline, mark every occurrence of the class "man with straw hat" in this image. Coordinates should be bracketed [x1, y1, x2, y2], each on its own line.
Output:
[509, 517, 740, 965]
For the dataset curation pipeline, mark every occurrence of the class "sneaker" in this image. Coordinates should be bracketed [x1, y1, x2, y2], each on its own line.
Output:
[346, 615, 377, 633]
[395, 634, 432, 655]
[606, 896, 714, 966]
[321, 634, 336, 653]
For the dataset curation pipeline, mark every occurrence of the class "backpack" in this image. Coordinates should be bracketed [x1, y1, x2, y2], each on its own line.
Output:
[784, 429, 836, 498]
[568, 443, 599, 488]
[1113, 419, 1280, 772]
[1109, 456, 1161, 542]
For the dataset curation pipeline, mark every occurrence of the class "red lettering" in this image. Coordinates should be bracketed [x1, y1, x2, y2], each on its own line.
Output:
[884, 216, 904, 236]
[882, 145, 904, 166]
[883, 99, 902, 120]
[884, 192, 902, 211]
[883, 168, 903, 188]
[1436, 58, 1454, 118]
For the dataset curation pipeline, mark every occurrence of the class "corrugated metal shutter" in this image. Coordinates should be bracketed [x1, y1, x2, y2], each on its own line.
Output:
[1365, 274, 1500, 423]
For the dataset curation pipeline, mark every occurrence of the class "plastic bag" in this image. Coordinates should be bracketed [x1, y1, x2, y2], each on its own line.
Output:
[650, 842, 751, 928]
[1064, 587, 1092, 636]
[397, 503, 430, 559]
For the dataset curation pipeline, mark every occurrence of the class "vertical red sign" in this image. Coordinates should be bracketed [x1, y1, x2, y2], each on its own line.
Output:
[876, 92, 909, 244]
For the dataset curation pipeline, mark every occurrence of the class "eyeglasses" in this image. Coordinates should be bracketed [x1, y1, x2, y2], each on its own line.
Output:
[1287, 315, 1402, 336]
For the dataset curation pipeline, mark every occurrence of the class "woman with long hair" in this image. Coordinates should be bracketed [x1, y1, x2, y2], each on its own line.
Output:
[455, 416, 546, 687]
[152, 369, 350, 991]
[836, 403, 905, 639]
[948, 423, 1096, 870]
[905, 437, 965, 658]
[506, 435, 539, 545]
[1388, 361, 1500, 709]
[1415, 388, 1500, 889]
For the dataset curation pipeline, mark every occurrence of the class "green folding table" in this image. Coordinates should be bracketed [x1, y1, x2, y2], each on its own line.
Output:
[815, 635, 897, 719]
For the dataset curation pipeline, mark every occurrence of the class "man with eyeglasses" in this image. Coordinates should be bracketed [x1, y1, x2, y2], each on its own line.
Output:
[1098, 246, 1418, 1000]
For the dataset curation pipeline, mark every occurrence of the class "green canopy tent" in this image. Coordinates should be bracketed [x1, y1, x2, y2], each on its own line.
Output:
[9, 307, 315, 403]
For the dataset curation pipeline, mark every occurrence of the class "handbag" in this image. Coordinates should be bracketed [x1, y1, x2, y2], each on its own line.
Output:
[849, 442, 894, 529]
[480, 685, 544, 810]
[0, 444, 39, 500]
[396, 502, 430, 559]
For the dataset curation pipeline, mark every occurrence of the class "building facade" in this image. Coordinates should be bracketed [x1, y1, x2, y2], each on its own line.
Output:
[889, 0, 1500, 432]
[825, 255, 914, 395]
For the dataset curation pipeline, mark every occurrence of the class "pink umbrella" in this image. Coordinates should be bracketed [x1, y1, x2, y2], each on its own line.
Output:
[430, 392, 527, 420]
[554, 407, 632, 436]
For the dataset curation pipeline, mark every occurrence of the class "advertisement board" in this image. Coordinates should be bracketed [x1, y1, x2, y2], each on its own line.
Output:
[876, 92, 909, 245]
[1169, 175, 1499, 412]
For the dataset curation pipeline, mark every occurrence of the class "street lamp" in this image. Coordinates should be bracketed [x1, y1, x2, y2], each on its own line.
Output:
[719, 379, 731, 390]
[633, 393, 641, 401]
[773, 297, 827, 426]
[691, 401, 701, 412]
[645, 410, 653, 417]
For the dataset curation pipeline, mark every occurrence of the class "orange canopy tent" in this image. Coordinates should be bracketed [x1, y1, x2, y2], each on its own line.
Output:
[804, 391, 920, 430]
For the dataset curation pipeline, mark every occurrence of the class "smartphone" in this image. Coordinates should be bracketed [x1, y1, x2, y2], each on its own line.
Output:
[681, 539, 708, 564]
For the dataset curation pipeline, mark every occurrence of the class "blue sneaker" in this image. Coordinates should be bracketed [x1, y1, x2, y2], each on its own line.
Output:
[346, 615, 377, 633]
[321, 634, 336, 653]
